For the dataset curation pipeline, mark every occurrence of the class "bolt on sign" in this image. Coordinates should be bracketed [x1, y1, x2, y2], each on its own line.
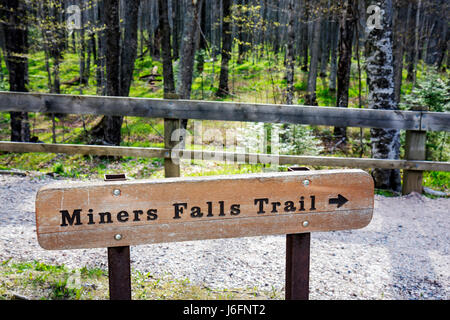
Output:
[35, 169, 374, 250]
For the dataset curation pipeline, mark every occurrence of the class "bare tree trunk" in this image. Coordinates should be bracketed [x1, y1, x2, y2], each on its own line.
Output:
[260, 0, 268, 59]
[158, 0, 176, 97]
[328, 16, 339, 91]
[217, 0, 233, 97]
[50, 0, 64, 94]
[333, 0, 356, 140]
[39, 1, 52, 91]
[43, 36, 52, 90]
[78, 0, 88, 85]
[405, 1, 415, 82]
[90, 0, 140, 146]
[411, 0, 422, 88]
[71, 26, 76, 53]
[305, 14, 322, 106]
[104, 0, 120, 97]
[120, 0, 140, 97]
[272, 0, 280, 55]
[1, 0, 30, 142]
[172, 0, 180, 61]
[285, 0, 295, 105]
[39, 0, 63, 143]
[366, 0, 401, 191]
[236, 0, 245, 64]
[177, 0, 203, 100]
[160, 0, 180, 177]
[103, 0, 122, 145]
[196, 0, 207, 73]
[89, 1, 97, 63]
[300, 0, 309, 71]
[91, 0, 123, 146]
[319, 2, 331, 78]
[212, 0, 221, 57]
[393, 0, 407, 104]
[0, 45, 4, 83]
[176, 0, 203, 147]
[425, 0, 447, 68]
[96, 0, 106, 96]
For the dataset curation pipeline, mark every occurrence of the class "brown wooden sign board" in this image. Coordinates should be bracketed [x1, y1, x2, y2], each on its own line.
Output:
[35, 169, 374, 250]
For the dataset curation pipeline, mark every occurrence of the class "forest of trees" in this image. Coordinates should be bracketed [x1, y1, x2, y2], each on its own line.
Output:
[0, 0, 448, 191]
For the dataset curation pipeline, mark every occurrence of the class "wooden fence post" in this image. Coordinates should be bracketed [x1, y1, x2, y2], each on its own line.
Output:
[402, 106, 428, 195]
[164, 118, 181, 178]
[402, 130, 427, 195]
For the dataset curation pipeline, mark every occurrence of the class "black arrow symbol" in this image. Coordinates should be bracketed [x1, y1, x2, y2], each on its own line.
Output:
[329, 194, 348, 208]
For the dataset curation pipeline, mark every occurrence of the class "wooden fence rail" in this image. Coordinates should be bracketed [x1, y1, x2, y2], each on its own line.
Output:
[0, 141, 449, 172]
[1, 91, 449, 131]
[0, 91, 449, 195]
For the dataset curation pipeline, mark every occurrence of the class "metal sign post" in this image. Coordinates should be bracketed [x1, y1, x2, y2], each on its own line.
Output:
[104, 174, 131, 300]
[285, 233, 310, 300]
[107, 246, 131, 300]
[285, 167, 311, 300]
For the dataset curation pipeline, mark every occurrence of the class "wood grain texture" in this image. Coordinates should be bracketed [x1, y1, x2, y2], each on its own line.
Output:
[35, 169, 374, 250]
[420, 111, 450, 132]
[1, 141, 449, 172]
[1, 91, 446, 131]
[402, 130, 427, 195]
[0, 141, 165, 158]
[164, 118, 181, 178]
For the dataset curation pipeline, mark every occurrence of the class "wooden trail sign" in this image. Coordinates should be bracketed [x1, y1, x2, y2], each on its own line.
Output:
[35, 169, 374, 250]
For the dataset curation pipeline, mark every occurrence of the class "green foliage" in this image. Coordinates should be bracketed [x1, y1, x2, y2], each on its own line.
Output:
[80, 266, 106, 279]
[423, 171, 449, 192]
[0, 259, 282, 300]
[184, 162, 266, 177]
[0, 31, 447, 190]
[276, 124, 323, 156]
[49, 277, 81, 300]
[316, 88, 336, 106]
[403, 68, 450, 112]
[294, 81, 307, 92]
[0, 78, 7, 91]
[374, 189, 397, 197]
[52, 162, 64, 175]
[1, 261, 81, 299]
[402, 68, 450, 162]
[425, 131, 449, 162]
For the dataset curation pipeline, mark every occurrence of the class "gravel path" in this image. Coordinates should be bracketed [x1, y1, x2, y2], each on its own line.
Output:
[0, 174, 448, 300]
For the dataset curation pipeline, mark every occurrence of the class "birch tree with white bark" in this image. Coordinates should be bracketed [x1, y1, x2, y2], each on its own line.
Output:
[365, 0, 401, 191]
